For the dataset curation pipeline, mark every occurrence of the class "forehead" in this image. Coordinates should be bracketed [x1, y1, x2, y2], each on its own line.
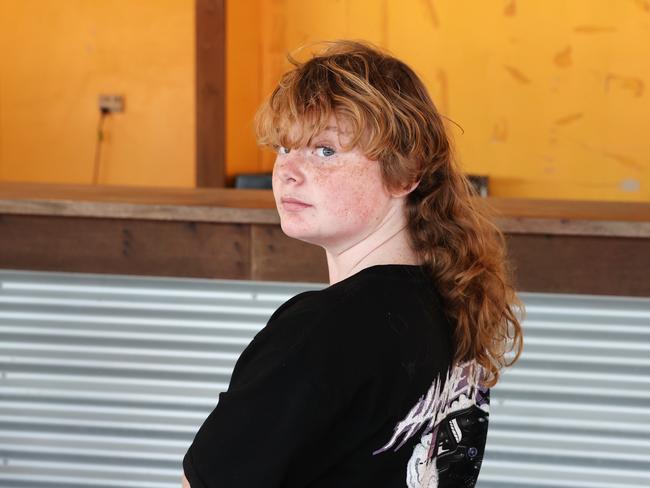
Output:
[284, 115, 354, 146]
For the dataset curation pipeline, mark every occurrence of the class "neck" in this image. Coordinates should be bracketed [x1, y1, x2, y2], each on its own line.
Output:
[324, 205, 421, 285]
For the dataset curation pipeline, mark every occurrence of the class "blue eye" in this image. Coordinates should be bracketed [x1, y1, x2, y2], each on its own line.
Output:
[276, 145, 290, 155]
[316, 146, 336, 158]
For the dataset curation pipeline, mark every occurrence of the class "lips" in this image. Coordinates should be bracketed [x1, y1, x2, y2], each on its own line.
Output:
[281, 197, 312, 211]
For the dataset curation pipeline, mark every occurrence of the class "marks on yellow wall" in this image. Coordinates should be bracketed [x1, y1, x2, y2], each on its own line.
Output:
[603, 152, 644, 171]
[554, 46, 572, 68]
[604, 74, 645, 97]
[554, 113, 583, 126]
[560, 134, 644, 174]
[634, 0, 650, 13]
[420, 0, 439, 28]
[503, 0, 516, 17]
[492, 118, 508, 143]
[542, 153, 557, 175]
[503, 65, 531, 84]
[574, 25, 617, 34]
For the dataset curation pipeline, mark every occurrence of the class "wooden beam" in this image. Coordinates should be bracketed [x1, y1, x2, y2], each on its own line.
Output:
[2, 182, 650, 295]
[196, 0, 226, 187]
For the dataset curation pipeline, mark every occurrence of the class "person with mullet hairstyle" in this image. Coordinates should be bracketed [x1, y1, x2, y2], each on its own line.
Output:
[183, 40, 524, 488]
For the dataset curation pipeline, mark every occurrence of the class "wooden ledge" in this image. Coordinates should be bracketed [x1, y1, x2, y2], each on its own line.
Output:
[0, 182, 279, 224]
[1, 181, 650, 237]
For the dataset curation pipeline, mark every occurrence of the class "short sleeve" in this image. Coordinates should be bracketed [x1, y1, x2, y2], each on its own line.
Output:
[182, 320, 339, 488]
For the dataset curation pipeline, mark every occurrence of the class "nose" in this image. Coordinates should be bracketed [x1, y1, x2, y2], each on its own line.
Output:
[274, 150, 305, 184]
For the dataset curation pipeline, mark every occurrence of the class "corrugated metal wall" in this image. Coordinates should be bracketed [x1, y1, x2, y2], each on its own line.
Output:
[1, 269, 649, 488]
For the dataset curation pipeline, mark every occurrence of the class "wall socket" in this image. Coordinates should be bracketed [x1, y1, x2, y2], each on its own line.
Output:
[98, 94, 125, 113]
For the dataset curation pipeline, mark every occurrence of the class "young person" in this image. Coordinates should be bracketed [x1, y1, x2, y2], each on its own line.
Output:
[183, 40, 524, 488]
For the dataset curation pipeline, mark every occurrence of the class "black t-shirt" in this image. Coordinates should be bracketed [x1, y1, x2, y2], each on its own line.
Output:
[183, 264, 490, 488]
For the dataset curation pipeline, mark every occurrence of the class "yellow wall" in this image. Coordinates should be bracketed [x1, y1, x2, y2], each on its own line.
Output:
[225, 0, 262, 180]
[1, 1, 648, 201]
[228, 0, 650, 201]
[0, 0, 195, 187]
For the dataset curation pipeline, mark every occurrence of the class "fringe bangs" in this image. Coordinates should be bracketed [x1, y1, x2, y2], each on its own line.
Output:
[255, 42, 395, 156]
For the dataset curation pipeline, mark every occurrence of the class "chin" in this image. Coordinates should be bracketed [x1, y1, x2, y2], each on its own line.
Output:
[279, 221, 323, 247]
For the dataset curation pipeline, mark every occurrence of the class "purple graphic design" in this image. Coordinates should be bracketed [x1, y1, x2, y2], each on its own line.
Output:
[373, 361, 487, 455]
[373, 361, 490, 488]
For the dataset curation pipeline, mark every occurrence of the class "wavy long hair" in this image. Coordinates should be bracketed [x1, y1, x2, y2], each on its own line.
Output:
[255, 40, 524, 387]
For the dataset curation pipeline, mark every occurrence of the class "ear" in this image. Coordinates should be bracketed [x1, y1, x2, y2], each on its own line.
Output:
[390, 179, 421, 198]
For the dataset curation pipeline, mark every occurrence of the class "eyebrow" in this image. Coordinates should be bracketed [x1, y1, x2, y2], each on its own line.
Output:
[307, 126, 340, 143]
[309, 125, 354, 146]
[322, 125, 353, 134]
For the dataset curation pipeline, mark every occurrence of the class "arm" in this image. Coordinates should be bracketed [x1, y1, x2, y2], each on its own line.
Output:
[181, 473, 191, 488]
[182, 328, 338, 488]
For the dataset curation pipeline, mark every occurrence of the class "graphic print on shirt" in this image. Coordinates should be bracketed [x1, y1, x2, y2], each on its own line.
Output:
[373, 361, 489, 488]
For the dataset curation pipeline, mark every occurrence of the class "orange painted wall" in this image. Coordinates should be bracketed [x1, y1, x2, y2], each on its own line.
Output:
[228, 0, 650, 201]
[0, 0, 195, 187]
[1, 1, 648, 201]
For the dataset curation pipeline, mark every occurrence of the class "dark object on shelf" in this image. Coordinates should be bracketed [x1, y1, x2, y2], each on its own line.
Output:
[234, 173, 273, 189]
[467, 174, 489, 197]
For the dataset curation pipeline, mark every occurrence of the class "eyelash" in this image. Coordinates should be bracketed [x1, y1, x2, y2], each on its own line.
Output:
[275, 145, 336, 158]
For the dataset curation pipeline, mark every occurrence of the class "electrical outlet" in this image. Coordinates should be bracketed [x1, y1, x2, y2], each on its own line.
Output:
[98, 94, 125, 113]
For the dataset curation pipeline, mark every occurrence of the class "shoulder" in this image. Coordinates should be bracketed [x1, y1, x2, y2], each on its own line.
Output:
[272, 268, 395, 332]
[320, 265, 448, 338]
[232, 265, 453, 406]
[266, 265, 448, 365]
[278, 264, 436, 314]
[251, 270, 395, 363]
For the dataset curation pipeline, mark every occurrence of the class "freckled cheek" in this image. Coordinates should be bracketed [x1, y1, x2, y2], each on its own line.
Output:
[320, 173, 386, 224]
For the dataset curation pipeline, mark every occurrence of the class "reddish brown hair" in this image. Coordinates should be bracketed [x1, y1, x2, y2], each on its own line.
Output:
[255, 40, 524, 387]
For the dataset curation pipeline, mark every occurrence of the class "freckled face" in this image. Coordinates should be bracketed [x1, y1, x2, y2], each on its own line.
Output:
[272, 117, 394, 251]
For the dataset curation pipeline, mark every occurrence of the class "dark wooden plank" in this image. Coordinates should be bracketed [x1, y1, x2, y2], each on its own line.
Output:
[0, 213, 648, 296]
[0, 215, 250, 280]
[506, 233, 650, 297]
[251, 224, 329, 283]
[196, 0, 226, 188]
